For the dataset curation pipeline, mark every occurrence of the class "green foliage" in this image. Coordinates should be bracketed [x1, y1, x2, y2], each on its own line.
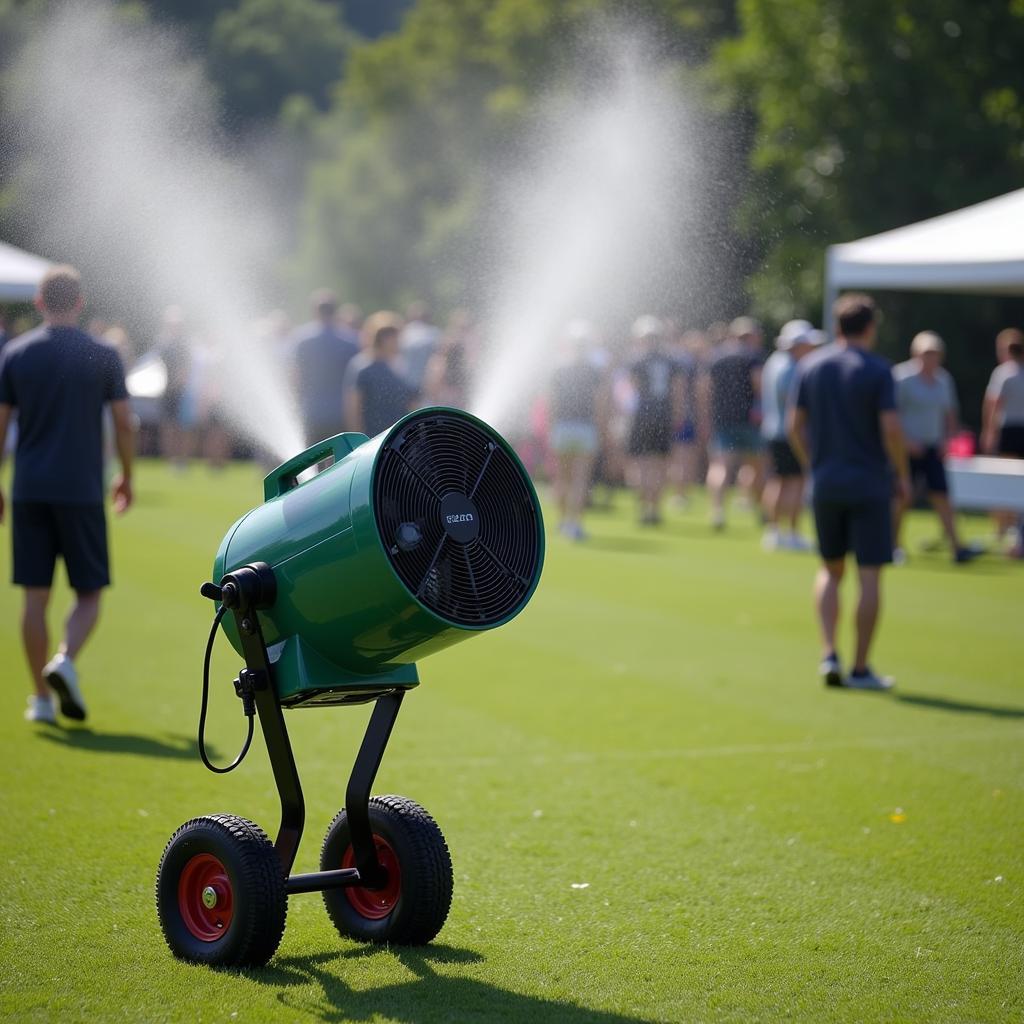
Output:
[292, 0, 743, 313]
[716, 0, 1024, 322]
[207, 0, 353, 124]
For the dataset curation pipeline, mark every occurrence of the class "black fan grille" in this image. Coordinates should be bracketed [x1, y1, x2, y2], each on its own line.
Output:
[372, 412, 542, 626]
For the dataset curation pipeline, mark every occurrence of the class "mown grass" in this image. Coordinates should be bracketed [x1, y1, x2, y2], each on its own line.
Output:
[0, 460, 1021, 1023]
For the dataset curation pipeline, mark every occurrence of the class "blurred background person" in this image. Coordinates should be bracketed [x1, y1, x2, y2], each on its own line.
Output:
[981, 328, 1024, 551]
[549, 320, 608, 541]
[703, 316, 764, 530]
[195, 336, 231, 469]
[668, 328, 703, 509]
[290, 288, 360, 446]
[978, 329, 1024, 458]
[155, 305, 193, 467]
[628, 316, 683, 525]
[399, 301, 441, 395]
[760, 319, 816, 551]
[892, 331, 977, 564]
[422, 309, 478, 409]
[101, 324, 134, 369]
[347, 311, 416, 437]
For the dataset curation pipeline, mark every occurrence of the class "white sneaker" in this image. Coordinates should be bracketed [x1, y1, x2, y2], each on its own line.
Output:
[25, 694, 56, 724]
[761, 528, 780, 551]
[785, 533, 813, 552]
[43, 653, 87, 721]
[843, 668, 894, 691]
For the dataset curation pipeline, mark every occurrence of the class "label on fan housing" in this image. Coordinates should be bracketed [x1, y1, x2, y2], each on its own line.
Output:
[439, 492, 480, 544]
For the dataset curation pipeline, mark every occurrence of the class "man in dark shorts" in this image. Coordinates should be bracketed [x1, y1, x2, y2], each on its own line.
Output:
[788, 294, 909, 691]
[0, 266, 134, 724]
[290, 289, 361, 446]
[703, 318, 764, 530]
[628, 316, 683, 525]
[348, 313, 417, 437]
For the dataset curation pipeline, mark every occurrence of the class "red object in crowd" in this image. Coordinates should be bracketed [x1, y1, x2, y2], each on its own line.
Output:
[946, 431, 976, 459]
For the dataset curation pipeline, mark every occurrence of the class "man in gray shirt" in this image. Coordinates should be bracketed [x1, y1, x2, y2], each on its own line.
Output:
[892, 331, 976, 564]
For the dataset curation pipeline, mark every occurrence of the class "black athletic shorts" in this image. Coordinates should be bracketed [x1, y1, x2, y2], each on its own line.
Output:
[12, 502, 110, 591]
[909, 446, 948, 494]
[813, 497, 892, 567]
[768, 439, 803, 478]
[628, 412, 672, 456]
[998, 425, 1024, 458]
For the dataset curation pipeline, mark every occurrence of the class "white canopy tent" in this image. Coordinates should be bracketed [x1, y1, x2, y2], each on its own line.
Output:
[823, 188, 1024, 326]
[0, 240, 51, 302]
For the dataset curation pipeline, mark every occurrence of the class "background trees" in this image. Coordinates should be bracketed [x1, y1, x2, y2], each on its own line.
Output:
[1, 0, 1022, 419]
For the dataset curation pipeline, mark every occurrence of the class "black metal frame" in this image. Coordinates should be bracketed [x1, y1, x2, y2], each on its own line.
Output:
[230, 604, 402, 896]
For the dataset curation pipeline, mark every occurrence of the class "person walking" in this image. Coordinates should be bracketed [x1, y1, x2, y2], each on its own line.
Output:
[703, 318, 764, 530]
[892, 331, 976, 564]
[0, 266, 134, 724]
[788, 294, 909, 691]
[760, 319, 816, 551]
[549, 321, 607, 541]
[627, 316, 683, 525]
[290, 289, 360, 446]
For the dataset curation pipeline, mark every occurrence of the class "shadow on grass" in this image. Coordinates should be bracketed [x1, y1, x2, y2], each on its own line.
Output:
[904, 554, 1014, 576]
[584, 535, 670, 555]
[244, 943, 658, 1024]
[895, 694, 1024, 719]
[37, 727, 204, 759]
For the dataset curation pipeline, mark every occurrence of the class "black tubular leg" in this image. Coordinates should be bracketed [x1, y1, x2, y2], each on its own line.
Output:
[346, 691, 404, 888]
[232, 609, 305, 877]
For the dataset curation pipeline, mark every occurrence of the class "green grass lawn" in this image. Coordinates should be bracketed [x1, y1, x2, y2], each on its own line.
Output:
[1, 460, 1021, 1023]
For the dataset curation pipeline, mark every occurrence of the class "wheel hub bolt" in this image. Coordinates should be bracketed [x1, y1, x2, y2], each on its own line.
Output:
[202, 886, 218, 909]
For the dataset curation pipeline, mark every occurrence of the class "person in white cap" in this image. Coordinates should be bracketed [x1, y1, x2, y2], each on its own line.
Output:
[892, 331, 977, 564]
[760, 319, 818, 551]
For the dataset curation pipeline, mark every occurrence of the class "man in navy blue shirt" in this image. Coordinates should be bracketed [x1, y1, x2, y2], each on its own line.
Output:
[348, 314, 417, 437]
[0, 266, 135, 724]
[788, 294, 909, 691]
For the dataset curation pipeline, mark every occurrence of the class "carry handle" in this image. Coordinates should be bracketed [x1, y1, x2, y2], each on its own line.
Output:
[263, 433, 368, 502]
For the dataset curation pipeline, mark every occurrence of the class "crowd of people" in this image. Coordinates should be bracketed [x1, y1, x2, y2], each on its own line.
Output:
[542, 311, 1023, 561]
[1, 266, 1022, 723]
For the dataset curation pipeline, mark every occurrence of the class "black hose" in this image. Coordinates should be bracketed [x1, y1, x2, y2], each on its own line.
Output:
[198, 605, 255, 774]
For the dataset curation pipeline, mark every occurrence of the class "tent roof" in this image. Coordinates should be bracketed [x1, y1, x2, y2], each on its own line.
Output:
[826, 189, 1024, 295]
[0, 241, 51, 302]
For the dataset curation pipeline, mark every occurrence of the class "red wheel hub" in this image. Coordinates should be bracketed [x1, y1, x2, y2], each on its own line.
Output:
[342, 836, 401, 920]
[178, 853, 234, 941]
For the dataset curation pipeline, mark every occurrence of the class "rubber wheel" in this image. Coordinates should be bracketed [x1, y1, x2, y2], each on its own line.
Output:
[156, 814, 287, 967]
[320, 795, 453, 945]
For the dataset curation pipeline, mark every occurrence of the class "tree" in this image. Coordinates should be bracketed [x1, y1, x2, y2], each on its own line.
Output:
[291, 0, 748, 316]
[208, 0, 353, 125]
[716, 0, 1024, 323]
